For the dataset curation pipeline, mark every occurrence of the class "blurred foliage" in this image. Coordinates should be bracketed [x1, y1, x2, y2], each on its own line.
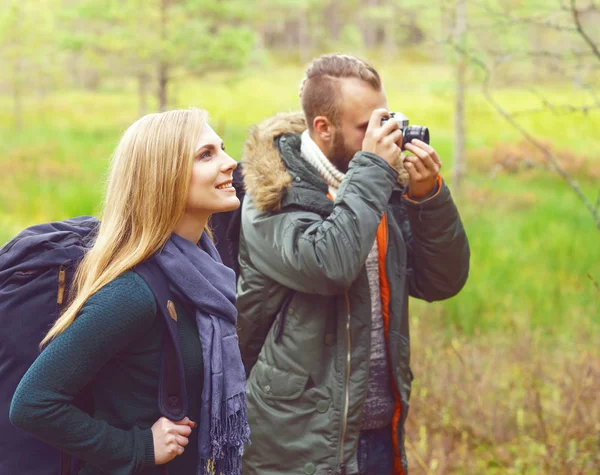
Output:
[0, 1, 599, 472]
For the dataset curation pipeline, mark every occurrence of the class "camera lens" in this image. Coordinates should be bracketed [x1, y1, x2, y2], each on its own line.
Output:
[402, 126, 430, 150]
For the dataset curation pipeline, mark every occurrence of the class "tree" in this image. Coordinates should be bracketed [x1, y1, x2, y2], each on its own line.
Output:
[61, 0, 258, 114]
[442, 0, 600, 228]
[0, 0, 62, 131]
[453, 0, 468, 196]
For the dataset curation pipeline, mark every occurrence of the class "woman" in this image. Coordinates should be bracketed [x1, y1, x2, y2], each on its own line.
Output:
[9, 108, 250, 475]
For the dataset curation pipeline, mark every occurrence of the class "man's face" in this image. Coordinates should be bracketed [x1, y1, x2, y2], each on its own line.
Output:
[327, 78, 388, 172]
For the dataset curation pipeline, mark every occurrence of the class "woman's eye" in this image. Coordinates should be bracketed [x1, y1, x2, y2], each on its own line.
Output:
[199, 151, 212, 160]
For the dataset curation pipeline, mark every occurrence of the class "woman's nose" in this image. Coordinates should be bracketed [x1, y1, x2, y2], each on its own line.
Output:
[221, 153, 238, 172]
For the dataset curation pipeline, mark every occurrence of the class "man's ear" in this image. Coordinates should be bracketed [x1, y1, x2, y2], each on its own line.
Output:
[313, 116, 334, 143]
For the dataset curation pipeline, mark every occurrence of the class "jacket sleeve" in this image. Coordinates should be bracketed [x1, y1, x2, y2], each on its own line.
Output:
[401, 178, 470, 301]
[241, 152, 398, 295]
[9, 273, 157, 475]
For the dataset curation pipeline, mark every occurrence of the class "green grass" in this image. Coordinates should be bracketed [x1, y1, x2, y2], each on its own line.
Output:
[1, 62, 598, 337]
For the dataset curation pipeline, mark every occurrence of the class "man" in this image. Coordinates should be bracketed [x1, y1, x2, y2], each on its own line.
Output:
[236, 54, 470, 475]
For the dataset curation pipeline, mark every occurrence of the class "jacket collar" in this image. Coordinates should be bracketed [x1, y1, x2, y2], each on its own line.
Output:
[242, 111, 408, 214]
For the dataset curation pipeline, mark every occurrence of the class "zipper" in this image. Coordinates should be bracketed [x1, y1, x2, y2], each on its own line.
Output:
[57, 266, 66, 305]
[337, 292, 352, 473]
[383, 216, 405, 465]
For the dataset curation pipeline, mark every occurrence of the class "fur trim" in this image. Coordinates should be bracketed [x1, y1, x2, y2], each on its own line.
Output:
[242, 111, 409, 213]
[242, 112, 305, 212]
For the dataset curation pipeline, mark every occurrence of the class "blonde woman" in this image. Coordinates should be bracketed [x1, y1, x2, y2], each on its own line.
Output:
[9, 108, 250, 475]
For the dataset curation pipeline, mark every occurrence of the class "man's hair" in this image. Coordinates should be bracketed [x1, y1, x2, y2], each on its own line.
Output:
[299, 54, 382, 129]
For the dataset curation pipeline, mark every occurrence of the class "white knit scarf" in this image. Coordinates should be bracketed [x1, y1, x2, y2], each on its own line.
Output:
[300, 130, 345, 198]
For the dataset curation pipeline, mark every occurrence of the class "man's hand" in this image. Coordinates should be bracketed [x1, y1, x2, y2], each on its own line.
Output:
[403, 139, 442, 199]
[362, 109, 403, 168]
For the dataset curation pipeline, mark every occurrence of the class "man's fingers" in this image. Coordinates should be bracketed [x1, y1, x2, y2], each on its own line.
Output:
[404, 161, 420, 180]
[409, 139, 442, 168]
[385, 129, 403, 146]
[380, 115, 400, 137]
[404, 142, 438, 173]
[404, 155, 426, 176]
[367, 108, 391, 132]
[411, 139, 434, 154]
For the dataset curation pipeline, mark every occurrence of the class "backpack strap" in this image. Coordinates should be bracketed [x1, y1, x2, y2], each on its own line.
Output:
[134, 260, 189, 421]
[60, 452, 71, 475]
[59, 259, 185, 475]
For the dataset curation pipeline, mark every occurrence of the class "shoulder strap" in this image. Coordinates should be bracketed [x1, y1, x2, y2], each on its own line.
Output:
[59, 259, 184, 475]
[134, 260, 189, 421]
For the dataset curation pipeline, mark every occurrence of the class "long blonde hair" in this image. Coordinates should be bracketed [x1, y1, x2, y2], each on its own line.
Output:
[42, 108, 208, 346]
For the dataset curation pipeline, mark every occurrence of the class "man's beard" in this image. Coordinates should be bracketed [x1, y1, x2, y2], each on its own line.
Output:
[327, 130, 355, 174]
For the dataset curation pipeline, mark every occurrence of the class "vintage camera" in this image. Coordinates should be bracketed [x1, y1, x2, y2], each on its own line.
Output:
[381, 112, 429, 150]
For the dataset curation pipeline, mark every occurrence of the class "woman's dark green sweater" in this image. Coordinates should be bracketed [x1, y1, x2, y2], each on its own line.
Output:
[10, 271, 203, 475]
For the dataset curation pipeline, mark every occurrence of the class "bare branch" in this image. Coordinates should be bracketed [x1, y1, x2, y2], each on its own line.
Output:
[510, 102, 600, 118]
[570, 0, 600, 62]
[469, 48, 595, 61]
[470, 0, 577, 32]
[587, 273, 600, 293]
[446, 39, 600, 230]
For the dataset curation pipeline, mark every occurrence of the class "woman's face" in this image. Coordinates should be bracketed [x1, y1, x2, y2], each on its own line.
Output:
[185, 124, 239, 217]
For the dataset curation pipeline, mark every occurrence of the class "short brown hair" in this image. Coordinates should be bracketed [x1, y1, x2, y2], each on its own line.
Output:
[299, 54, 382, 129]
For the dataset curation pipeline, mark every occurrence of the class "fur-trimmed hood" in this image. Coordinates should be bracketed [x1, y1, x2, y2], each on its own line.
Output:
[242, 111, 409, 213]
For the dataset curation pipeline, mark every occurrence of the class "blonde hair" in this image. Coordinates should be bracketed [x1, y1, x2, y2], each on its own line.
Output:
[42, 108, 208, 346]
[299, 53, 382, 129]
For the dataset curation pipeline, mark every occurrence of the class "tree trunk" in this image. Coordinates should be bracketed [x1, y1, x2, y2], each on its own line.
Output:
[157, 63, 168, 112]
[13, 4, 23, 133]
[254, 0, 267, 58]
[298, 9, 310, 63]
[158, 0, 169, 112]
[383, 2, 398, 60]
[13, 64, 23, 133]
[325, 0, 341, 43]
[360, 0, 378, 48]
[138, 71, 149, 117]
[453, 0, 467, 196]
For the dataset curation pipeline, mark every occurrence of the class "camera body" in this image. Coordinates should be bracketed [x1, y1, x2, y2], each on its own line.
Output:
[381, 112, 429, 150]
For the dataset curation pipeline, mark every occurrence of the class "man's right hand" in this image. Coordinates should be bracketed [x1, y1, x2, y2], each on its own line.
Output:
[152, 416, 196, 465]
[362, 108, 403, 167]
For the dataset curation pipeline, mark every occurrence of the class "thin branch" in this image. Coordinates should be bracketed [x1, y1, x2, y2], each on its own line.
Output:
[470, 0, 577, 32]
[562, 0, 600, 15]
[570, 0, 600, 61]
[404, 435, 433, 475]
[510, 103, 600, 118]
[472, 48, 595, 62]
[447, 39, 600, 230]
[516, 86, 600, 116]
[588, 273, 600, 293]
[481, 89, 600, 230]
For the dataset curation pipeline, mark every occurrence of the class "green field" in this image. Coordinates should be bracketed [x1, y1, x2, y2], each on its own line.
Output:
[1, 62, 599, 472]
[2, 63, 598, 336]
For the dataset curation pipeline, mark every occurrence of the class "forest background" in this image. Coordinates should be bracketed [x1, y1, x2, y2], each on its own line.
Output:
[1, 0, 599, 472]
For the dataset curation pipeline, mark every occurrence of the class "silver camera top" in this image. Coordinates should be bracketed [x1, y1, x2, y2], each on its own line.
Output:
[388, 112, 410, 128]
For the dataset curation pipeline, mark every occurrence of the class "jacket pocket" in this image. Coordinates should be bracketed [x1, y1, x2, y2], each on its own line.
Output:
[252, 360, 308, 401]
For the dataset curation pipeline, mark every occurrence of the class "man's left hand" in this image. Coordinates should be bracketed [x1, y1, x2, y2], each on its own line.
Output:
[402, 139, 442, 199]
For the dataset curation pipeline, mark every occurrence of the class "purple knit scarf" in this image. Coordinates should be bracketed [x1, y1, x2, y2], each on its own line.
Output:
[155, 232, 250, 475]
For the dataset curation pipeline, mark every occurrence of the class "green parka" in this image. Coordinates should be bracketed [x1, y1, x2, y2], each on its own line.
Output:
[236, 113, 470, 475]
